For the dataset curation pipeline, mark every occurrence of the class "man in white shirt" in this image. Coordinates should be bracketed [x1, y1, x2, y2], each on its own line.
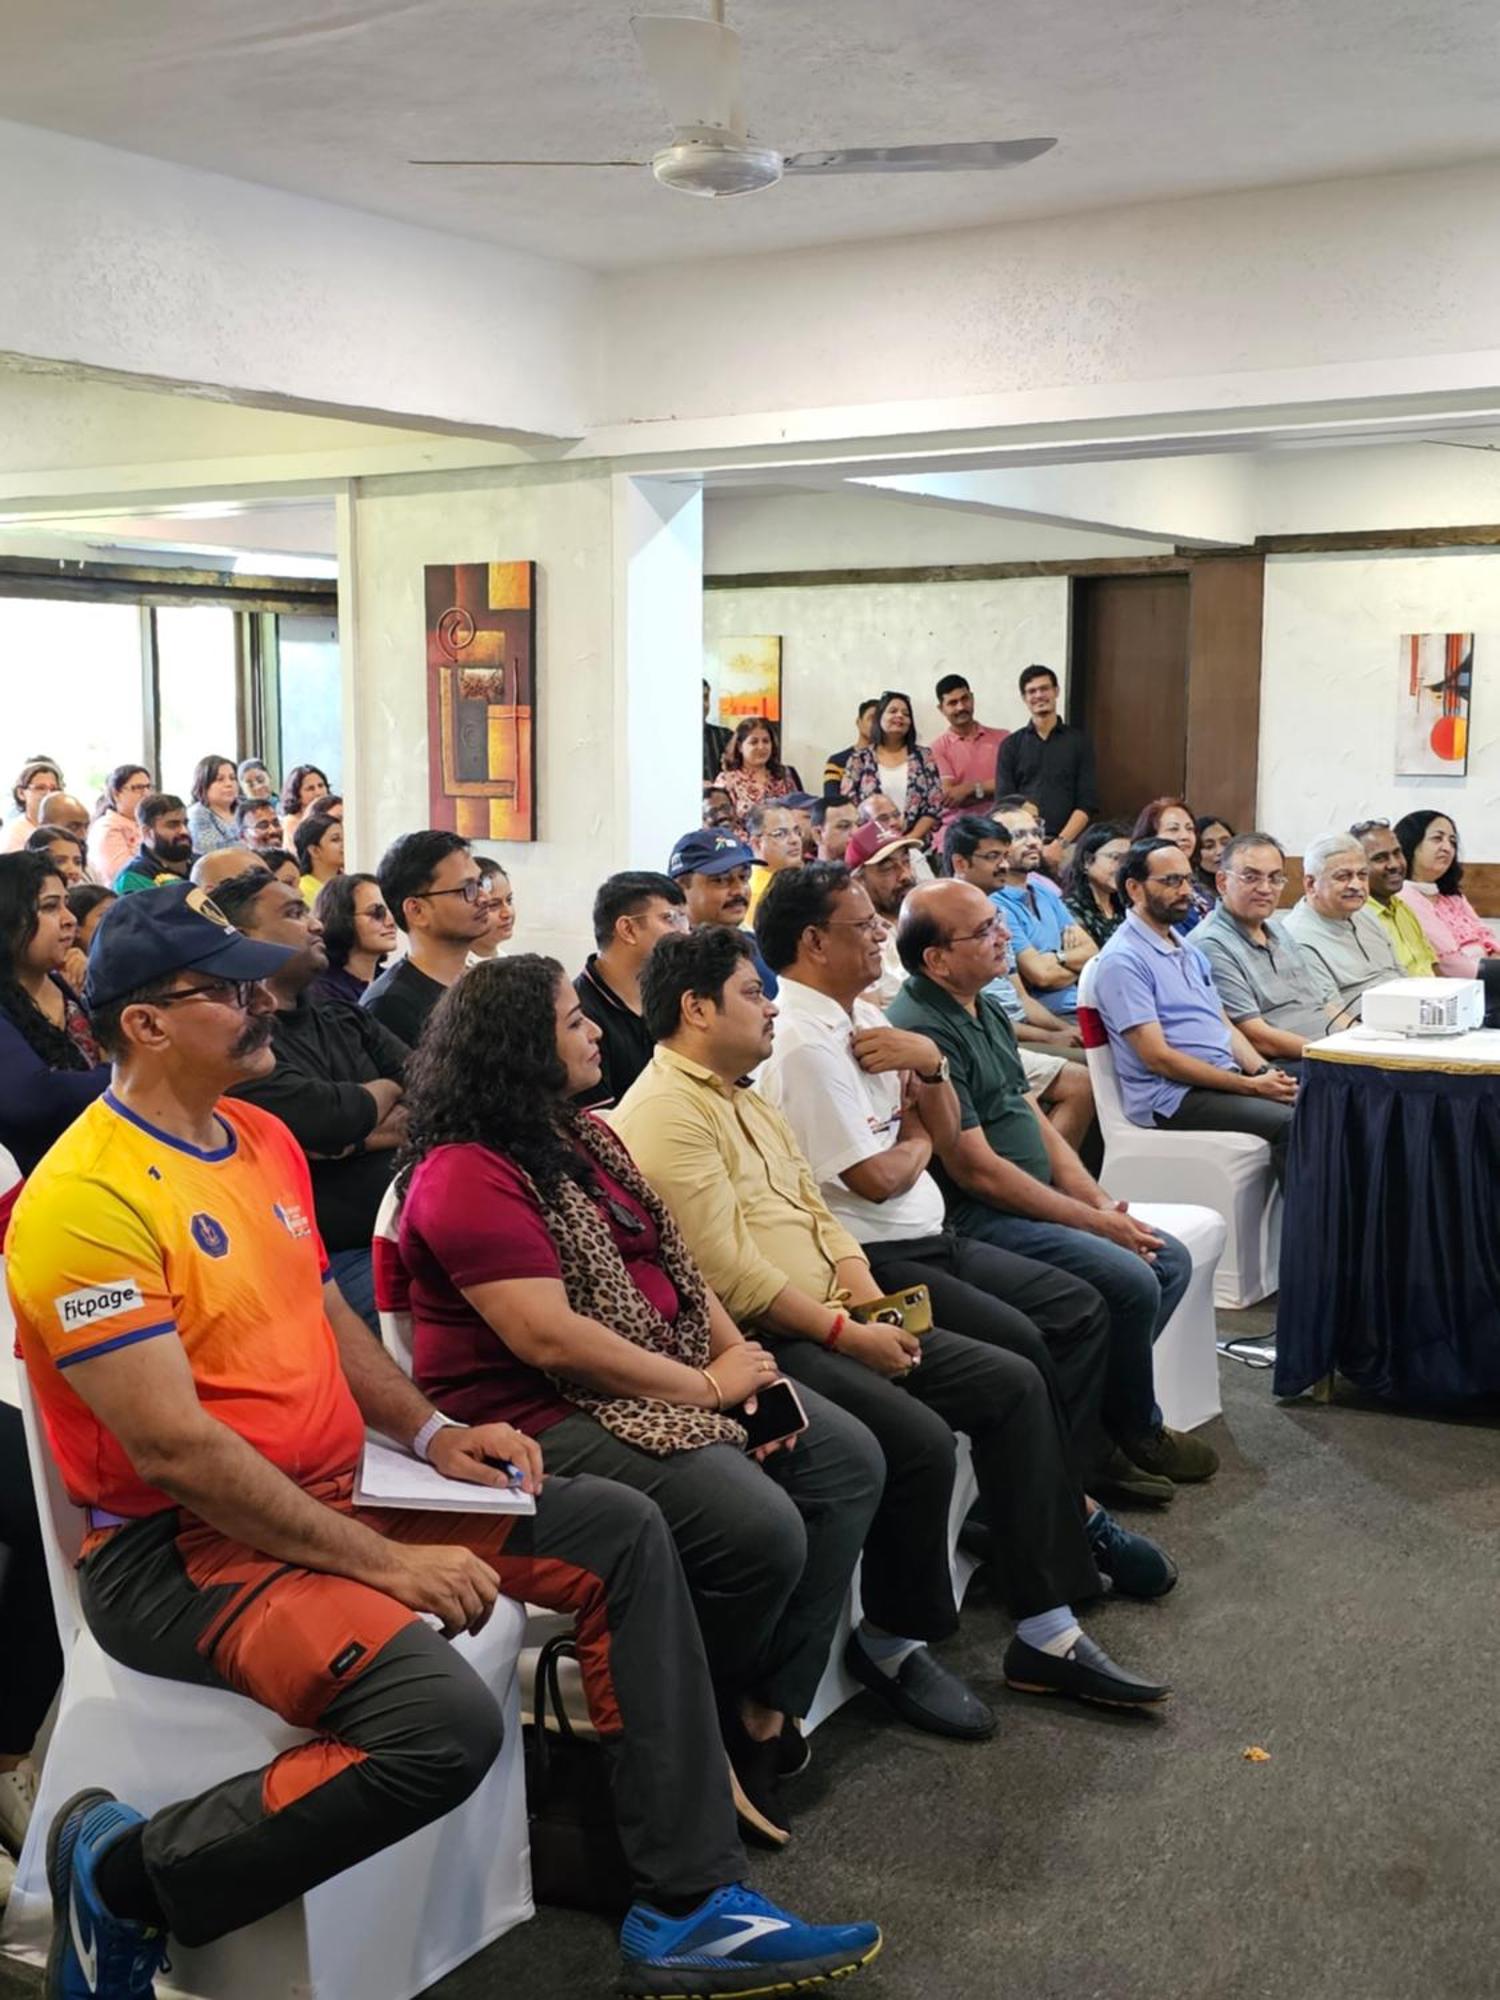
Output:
[754, 859, 1182, 1578]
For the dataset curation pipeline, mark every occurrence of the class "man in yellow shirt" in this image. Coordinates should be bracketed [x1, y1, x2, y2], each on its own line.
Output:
[745, 802, 804, 919]
[1355, 818, 1437, 977]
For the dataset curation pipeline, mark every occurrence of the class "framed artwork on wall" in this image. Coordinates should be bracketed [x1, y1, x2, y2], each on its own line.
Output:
[424, 561, 537, 841]
[706, 633, 782, 730]
[1396, 631, 1472, 777]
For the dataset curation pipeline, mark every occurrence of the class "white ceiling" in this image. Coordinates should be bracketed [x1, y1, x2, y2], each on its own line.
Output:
[4, 0, 1499, 272]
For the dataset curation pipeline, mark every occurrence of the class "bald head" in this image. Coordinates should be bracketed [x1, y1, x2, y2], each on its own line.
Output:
[192, 847, 271, 891]
[39, 792, 90, 840]
[897, 878, 1007, 998]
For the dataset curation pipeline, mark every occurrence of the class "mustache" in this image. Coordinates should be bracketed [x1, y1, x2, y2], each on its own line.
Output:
[230, 1016, 275, 1059]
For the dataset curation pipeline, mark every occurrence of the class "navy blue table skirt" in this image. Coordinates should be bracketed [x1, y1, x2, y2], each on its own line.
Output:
[1275, 1054, 1500, 1402]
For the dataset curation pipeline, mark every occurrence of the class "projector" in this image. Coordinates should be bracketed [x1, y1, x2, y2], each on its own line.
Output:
[1359, 977, 1484, 1037]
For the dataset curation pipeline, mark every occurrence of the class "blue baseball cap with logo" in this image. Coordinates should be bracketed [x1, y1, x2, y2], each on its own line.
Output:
[668, 829, 755, 879]
[83, 882, 298, 1012]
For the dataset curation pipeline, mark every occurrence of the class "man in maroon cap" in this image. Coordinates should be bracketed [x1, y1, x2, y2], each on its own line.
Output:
[846, 818, 923, 1007]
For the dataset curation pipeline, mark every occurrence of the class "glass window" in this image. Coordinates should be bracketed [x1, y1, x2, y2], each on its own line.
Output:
[277, 615, 341, 791]
[155, 606, 240, 800]
[0, 597, 147, 810]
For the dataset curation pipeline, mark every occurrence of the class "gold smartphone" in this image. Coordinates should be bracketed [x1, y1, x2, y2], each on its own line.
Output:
[851, 1285, 933, 1336]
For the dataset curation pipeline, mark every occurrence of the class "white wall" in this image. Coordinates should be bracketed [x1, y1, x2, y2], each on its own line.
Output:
[1260, 550, 1500, 856]
[704, 576, 1070, 789]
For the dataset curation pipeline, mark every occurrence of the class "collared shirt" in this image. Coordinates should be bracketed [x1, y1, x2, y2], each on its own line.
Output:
[864, 930, 906, 1010]
[930, 722, 1009, 828]
[1368, 895, 1437, 978]
[608, 1045, 864, 1324]
[1194, 905, 1335, 1041]
[573, 954, 653, 1110]
[757, 977, 947, 1245]
[1089, 912, 1234, 1123]
[886, 973, 1053, 1197]
[1282, 900, 1401, 1010]
[992, 882, 1078, 1015]
[994, 718, 1099, 838]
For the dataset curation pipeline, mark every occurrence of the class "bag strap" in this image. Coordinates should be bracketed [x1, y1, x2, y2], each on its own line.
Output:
[529, 1633, 580, 1797]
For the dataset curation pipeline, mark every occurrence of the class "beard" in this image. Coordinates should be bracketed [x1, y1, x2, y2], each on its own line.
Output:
[152, 836, 194, 866]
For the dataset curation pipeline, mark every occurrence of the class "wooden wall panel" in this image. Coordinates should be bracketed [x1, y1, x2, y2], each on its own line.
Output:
[1185, 556, 1264, 836]
[1277, 858, 1500, 915]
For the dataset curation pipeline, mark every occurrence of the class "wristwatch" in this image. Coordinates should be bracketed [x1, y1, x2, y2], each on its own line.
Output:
[917, 1055, 951, 1086]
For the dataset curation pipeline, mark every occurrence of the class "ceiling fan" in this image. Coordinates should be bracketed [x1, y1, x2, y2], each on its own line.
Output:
[410, 1, 1056, 199]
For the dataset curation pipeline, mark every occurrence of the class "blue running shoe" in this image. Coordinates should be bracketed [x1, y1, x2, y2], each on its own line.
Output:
[618, 1882, 881, 1998]
[46, 1789, 169, 2000]
[1087, 1506, 1179, 1599]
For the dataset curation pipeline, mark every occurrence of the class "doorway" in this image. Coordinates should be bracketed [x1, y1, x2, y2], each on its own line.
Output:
[1069, 573, 1190, 822]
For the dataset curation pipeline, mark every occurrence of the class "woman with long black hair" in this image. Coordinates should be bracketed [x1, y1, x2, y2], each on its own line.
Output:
[0, 852, 109, 1173]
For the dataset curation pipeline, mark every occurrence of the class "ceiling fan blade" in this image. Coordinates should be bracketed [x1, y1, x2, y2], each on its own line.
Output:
[632, 13, 746, 136]
[409, 158, 646, 167]
[784, 137, 1057, 176]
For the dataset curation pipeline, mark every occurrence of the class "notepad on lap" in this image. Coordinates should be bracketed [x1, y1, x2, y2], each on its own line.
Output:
[356, 1436, 536, 1515]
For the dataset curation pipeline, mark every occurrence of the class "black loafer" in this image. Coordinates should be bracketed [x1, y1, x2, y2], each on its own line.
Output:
[1003, 1633, 1170, 1709]
[845, 1635, 997, 1740]
[721, 1714, 790, 1847]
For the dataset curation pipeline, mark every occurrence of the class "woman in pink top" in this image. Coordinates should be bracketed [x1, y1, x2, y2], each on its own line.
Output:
[86, 763, 151, 885]
[1395, 809, 1500, 980]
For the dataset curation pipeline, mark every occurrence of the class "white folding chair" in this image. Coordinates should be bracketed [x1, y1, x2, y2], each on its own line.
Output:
[1077, 957, 1281, 1307]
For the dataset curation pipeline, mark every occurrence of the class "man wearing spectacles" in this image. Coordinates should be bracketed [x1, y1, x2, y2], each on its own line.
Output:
[1282, 833, 1403, 1019]
[1353, 819, 1439, 978]
[1194, 833, 1353, 1062]
[362, 830, 491, 1045]
[745, 802, 805, 919]
[1089, 841, 1297, 1187]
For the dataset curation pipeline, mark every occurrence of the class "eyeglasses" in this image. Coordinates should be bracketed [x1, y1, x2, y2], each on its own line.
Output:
[360, 902, 392, 922]
[823, 914, 883, 936]
[1150, 872, 1195, 889]
[152, 979, 257, 1012]
[1349, 819, 1391, 838]
[945, 917, 1000, 944]
[1226, 869, 1287, 890]
[415, 880, 484, 904]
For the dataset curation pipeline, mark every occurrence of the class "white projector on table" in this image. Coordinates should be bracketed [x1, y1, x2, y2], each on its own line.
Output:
[1360, 977, 1484, 1037]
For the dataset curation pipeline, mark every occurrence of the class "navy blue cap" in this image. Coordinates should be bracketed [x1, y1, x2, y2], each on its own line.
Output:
[782, 791, 819, 810]
[668, 828, 754, 879]
[83, 882, 298, 1012]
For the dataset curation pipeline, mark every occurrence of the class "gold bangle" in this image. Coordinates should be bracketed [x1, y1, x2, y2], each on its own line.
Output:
[699, 1366, 723, 1412]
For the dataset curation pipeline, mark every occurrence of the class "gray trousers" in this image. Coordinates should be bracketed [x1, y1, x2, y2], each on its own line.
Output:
[1155, 1085, 1294, 1189]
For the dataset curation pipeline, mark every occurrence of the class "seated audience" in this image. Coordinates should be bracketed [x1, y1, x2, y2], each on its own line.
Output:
[295, 808, 345, 903]
[7, 885, 874, 2000]
[701, 677, 732, 781]
[845, 817, 921, 1006]
[574, 870, 688, 1109]
[1354, 818, 1435, 976]
[813, 795, 860, 863]
[363, 829, 489, 1043]
[784, 790, 821, 861]
[718, 719, 800, 829]
[0, 851, 109, 1173]
[38, 791, 93, 847]
[1063, 821, 1131, 950]
[840, 690, 944, 850]
[614, 927, 1170, 1723]
[25, 824, 86, 887]
[995, 666, 1098, 871]
[991, 804, 1096, 1016]
[399, 953, 881, 1837]
[87, 764, 152, 884]
[186, 754, 241, 854]
[1, 758, 64, 856]
[191, 847, 270, 892]
[237, 756, 275, 801]
[1090, 840, 1297, 1185]
[317, 793, 346, 822]
[1395, 810, 1500, 1004]
[65, 881, 116, 955]
[259, 845, 303, 891]
[701, 784, 736, 831]
[467, 859, 516, 963]
[279, 759, 331, 845]
[1283, 833, 1402, 1015]
[887, 880, 1210, 1495]
[930, 674, 1008, 831]
[312, 870, 399, 1006]
[1195, 833, 1347, 1060]
[1132, 798, 1213, 930]
[859, 792, 936, 882]
[235, 796, 285, 851]
[217, 869, 408, 1334]
[1194, 814, 1235, 906]
[823, 697, 879, 800]
[754, 863, 1177, 1597]
[113, 793, 194, 893]
[667, 826, 779, 998]
[745, 800, 804, 917]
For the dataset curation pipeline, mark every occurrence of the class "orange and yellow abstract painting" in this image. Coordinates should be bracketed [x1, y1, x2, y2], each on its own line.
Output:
[425, 561, 537, 841]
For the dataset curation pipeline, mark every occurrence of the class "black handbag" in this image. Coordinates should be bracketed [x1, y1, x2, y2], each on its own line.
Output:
[524, 1633, 633, 1917]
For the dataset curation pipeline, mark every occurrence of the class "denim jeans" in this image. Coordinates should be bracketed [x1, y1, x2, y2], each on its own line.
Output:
[327, 1245, 379, 1338]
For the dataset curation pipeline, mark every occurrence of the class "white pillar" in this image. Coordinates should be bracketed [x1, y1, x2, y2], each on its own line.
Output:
[612, 474, 704, 871]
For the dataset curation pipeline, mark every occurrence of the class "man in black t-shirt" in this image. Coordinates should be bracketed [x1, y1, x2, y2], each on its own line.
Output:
[362, 829, 490, 1046]
[575, 871, 688, 1109]
[994, 666, 1099, 871]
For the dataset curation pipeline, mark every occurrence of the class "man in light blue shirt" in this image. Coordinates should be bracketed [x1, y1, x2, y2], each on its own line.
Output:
[991, 807, 1095, 1018]
[1089, 840, 1297, 1186]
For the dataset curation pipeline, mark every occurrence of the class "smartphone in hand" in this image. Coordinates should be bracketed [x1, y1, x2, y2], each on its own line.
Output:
[730, 1377, 810, 1452]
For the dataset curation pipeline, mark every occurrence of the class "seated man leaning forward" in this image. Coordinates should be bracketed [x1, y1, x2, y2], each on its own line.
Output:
[1090, 839, 1298, 1187]
[990, 804, 1097, 1020]
[1281, 832, 1402, 1020]
[7, 884, 880, 2000]
[612, 925, 1171, 1732]
[886, 880, 1214, 1499]
[394, 952, 882, 1847]
[753, 861, 1177, 1594]
[1194, 831, 1354, 1064]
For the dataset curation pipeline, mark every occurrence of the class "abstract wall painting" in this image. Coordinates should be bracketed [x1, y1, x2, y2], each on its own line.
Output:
[1396, 631, 1473, 777]
[425, 561, 537, 841]
[706, 634, 782, 730]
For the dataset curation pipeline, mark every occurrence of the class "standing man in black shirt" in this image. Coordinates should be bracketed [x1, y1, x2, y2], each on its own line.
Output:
[574, 870, 688, 1108]
[995, 666, 1099, 873]
[702, 678, 732, 782]
[362, 830, 490, 1045]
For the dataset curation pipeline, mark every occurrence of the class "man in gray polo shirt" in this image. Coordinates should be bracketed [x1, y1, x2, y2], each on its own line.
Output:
[1283, 832, 1402, 1018]
[1195, 832, 1353, 1065]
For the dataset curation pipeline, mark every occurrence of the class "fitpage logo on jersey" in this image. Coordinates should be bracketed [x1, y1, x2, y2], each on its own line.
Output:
[55, 1280, 144, 1332]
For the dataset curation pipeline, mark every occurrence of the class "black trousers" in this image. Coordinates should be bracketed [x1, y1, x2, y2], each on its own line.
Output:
[0, 1402, 63, 1754]
[865, 1230, 1113, 1490]
[1156, 1086, 1294, 1189]
[772, 1326, 1101, 1634]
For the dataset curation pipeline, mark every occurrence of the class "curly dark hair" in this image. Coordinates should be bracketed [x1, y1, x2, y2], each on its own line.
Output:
[0, 852, 91, 1071]
[721, 717, 786, 778]
[279, 763, 330, 818]
[1062, 819, 1129, 902]
[1394, 809, 1464, 897]
[397, 954, 594, 1205]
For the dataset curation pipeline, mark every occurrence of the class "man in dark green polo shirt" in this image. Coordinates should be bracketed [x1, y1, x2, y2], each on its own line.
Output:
[888, 880, 1215, 1492]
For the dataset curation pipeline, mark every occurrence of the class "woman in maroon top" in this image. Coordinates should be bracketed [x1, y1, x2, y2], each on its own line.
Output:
[395, 954, 881, 1843]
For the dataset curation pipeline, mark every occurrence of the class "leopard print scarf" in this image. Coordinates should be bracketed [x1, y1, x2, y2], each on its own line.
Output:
[523, 1115, 747, 1456]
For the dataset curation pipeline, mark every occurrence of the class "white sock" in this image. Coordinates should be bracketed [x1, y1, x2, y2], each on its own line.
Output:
[857, 1622, 925, 1678]
[1015, 1606, 1083, 1657]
